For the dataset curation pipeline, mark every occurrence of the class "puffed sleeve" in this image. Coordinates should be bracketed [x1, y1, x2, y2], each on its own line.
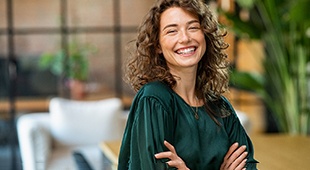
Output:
[221, 97, 259, 169]
[118, 96, 175, 170]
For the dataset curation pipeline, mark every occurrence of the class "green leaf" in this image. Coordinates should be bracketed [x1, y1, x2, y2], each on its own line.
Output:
[290, 0, 310, 24]
[221, 10, 263, 39]
[229, 70, 264, 95]
[38, 41, 96, 81]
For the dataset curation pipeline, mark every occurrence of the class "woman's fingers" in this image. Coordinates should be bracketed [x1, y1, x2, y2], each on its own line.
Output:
[235, 158, 247, 170]
[155, 141, 189, 170]
[154, 151, 173, 159]
[163, 140, 176, 153]
[223, 142, 239, 161]
[229, 145, 247, 162]
[154, 141, 175, 159]
[221, 143, 247, 170]
[229, 151, 248, 169]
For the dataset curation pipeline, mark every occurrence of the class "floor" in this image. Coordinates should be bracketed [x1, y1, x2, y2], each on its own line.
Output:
[0, 145, 23, 170]
[0, 143, 113, 170]
[0, 119, 114, 170]
[0, 119, 22, 170]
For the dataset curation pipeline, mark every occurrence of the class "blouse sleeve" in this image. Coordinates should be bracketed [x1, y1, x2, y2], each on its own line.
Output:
[118, 96, 175, 170]
[221, 97, 259, 169]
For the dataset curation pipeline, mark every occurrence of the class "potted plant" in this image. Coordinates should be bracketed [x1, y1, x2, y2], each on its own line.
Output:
[38, 42, 96, 99]
[221, 0, 310, 135]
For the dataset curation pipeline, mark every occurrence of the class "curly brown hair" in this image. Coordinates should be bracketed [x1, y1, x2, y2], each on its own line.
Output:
[124, 0, 229, 101]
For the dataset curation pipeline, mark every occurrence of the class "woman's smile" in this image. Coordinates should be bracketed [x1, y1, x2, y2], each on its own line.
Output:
[175, 46, 197, 56]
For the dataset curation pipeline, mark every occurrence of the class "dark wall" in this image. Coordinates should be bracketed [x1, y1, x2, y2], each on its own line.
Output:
[0, 57, 58, 97]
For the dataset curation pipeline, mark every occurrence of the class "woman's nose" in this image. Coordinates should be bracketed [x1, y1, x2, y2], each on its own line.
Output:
[178, 31, 191, 43]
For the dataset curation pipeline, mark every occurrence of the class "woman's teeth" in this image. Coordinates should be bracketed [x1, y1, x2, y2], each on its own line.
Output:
[176, 47, 195, 54]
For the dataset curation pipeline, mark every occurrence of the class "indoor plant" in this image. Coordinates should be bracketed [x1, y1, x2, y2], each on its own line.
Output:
[38, 42, 96, 99]
[222, 0, 310, 135]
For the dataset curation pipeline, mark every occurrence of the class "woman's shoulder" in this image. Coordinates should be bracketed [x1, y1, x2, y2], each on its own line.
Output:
[135, 81, 175, 108]
[208, 95, 235, 117]
[220, 96, 234, 111]
[140, 81, 173, 97]
[217, 96, 240, 121]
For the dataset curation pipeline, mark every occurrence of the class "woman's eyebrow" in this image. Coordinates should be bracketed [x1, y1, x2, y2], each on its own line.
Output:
[162, 19, 200, 31]
[162, 24, 178, 31]
[187, 19, 200, 25]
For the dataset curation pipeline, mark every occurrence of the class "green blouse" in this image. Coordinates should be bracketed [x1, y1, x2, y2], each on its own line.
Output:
[118, 81, 258, 170]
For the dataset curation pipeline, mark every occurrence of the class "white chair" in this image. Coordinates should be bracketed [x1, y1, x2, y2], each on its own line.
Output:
[235, 110, 252, 133]
[17, 97, 125, 170]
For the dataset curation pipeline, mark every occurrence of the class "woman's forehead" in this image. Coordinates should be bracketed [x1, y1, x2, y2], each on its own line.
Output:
[159, 7, 199, 24]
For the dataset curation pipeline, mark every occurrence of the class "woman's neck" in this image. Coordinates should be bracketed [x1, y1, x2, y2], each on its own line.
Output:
[170, 67, 202, 106]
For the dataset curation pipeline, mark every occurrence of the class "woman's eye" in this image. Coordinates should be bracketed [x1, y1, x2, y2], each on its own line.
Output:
[167, 30, 177, 34]
[189, 26, 200, 30]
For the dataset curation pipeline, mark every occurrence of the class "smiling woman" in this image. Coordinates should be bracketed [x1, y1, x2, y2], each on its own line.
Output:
[119, 0, 258, 169]
[158, 7, 206, 70]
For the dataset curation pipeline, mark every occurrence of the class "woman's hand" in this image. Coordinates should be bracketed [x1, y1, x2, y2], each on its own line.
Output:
[155, 140, 190, 170]
[220, 142, 248, 170]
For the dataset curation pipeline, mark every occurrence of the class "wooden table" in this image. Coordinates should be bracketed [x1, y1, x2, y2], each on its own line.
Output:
[100, 140, 121, 170]
[100, 134, 310, 170]
[250, 134, 310, 170]
[0, 98, 50, 114]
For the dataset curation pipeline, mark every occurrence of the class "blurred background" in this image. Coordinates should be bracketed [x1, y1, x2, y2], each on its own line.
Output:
[0, 0, 309, 169]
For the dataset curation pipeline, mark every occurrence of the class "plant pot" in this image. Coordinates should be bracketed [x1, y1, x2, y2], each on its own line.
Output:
[69, 79, 87, 100]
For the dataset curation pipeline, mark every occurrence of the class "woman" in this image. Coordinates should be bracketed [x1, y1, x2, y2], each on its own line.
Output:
[118, 0, 258, 169]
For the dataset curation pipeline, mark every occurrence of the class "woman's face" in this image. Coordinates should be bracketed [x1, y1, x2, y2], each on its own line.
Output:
[158, 7, 206, 72]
